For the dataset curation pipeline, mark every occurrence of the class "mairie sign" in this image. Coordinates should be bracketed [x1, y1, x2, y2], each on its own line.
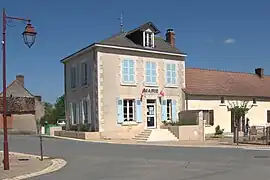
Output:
[142, 88, 159, 93]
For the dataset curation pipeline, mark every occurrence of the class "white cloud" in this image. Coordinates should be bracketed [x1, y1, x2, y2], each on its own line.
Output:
[224, 38, 236, 44]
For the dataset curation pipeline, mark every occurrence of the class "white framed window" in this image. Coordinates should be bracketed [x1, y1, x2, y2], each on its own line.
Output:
[145, 62, 157, 85]
[81, 62, 88, 86]
[82, 100, 89, 124]
[167, 99, 172, 120]
[166, 63, 177, 85]
[123, 99, 135, 121]
[143, 32, 154, 48]
[71, 67, 76, 89]
[121, 59, 135, 84]
[72, 103, 77, 124]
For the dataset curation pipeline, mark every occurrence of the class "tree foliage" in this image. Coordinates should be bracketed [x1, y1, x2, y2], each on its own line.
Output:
[227, 101, 253, 121]
[40, 95, 65, 125]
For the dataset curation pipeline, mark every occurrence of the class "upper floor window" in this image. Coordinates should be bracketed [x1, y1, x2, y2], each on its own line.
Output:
[220, 97, 225, 104]
[144, 32, 154, 48]
[71, 67, 76, 89]
[145, 62, 157, 84]
[252, 98, 257, 104]
[166, 63, 177, 85]
[122, 59, 135, 84]
[81, 62, 88, 86]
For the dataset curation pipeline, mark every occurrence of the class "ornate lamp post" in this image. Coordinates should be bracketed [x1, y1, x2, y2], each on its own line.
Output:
[2, 8, 37, 170]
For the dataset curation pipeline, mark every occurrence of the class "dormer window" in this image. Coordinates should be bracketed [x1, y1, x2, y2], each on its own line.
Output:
[143, 31, 154, 48]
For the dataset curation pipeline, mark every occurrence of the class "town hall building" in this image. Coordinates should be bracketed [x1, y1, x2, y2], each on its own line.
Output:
[61, 22, 187, 139]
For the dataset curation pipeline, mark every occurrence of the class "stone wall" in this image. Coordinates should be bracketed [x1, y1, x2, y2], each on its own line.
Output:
[0, 114, 36, 134]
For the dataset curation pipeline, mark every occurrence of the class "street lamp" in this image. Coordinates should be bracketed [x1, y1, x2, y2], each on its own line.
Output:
[2, 8, 37, 170]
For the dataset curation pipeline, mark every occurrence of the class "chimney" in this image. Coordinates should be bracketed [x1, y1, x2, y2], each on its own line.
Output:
[166, 29, 176, 47]
[16, 75, 24, 87]
[255, 68, 264, 78]
[35, 95, 42, 102]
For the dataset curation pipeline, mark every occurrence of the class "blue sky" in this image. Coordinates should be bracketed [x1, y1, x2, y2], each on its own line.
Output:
[1, 0, 270, 103]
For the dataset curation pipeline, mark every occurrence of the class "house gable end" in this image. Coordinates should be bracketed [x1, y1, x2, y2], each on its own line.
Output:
[0, 81, 33, 97]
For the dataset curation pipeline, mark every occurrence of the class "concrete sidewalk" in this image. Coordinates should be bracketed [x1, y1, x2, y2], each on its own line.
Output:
[0, 152, 66, 180]
[43, 135, 270, 149]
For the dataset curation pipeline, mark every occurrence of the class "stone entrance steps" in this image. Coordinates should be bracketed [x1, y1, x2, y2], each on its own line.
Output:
[132, 129, 152, 143]
[133, 129, 179, 143]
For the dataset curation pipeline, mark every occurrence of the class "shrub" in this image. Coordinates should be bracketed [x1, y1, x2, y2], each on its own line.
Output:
[215, 125, 224, 135]
[79, 124, 90, 132]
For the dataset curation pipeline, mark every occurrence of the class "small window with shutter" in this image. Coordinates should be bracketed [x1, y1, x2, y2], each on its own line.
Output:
[252, 98, 257, 104]
[267, 110, 270, 123]
[220, 97, 225, 104]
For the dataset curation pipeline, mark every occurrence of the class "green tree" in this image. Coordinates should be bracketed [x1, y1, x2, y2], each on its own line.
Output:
[40, 95, 65, 125]
[227, 100, 254, 143]
[40, 102, 55, 125]
[54, 95, 65, 119]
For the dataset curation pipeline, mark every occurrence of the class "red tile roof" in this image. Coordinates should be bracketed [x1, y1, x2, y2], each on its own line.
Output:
[185, 68, 270, 98]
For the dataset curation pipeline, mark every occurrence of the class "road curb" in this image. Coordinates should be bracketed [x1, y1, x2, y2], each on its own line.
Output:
[43, 135, 270, 150]
[242, 147, 270, 151]
[42, 135, 247, 149]
[1, 152, 67, 180]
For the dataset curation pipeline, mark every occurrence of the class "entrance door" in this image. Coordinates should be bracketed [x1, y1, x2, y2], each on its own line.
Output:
[147, 100, 156, 128]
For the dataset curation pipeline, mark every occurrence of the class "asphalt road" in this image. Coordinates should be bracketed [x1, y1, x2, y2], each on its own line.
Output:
[1, 135, 270, 180]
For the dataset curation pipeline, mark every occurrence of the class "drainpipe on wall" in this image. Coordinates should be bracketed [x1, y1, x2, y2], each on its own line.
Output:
[64, 63, 68, 130]
[185, 94, 189, 110]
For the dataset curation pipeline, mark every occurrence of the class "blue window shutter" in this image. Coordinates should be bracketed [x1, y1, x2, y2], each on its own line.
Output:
[162, 99, 167, 121]
[116, 97, 124, 123]
[172, 100, 177, 122]
[135, 99, 142, 123]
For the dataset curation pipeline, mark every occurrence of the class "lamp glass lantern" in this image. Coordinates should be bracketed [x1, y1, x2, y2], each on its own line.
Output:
[22, 23, 37, 48]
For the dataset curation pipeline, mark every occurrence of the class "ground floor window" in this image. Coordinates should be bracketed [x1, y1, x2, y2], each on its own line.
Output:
[267, 110, 270, 123]
[203, 110, 214, 126]
[72, 103, 77, 124]
[82, 100, 89, 124]
[167, 99, 172, 120]
[123, 99, 135, 121]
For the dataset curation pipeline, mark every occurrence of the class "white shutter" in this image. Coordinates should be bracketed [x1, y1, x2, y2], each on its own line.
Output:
[87, 95, 91, 124]
[76, 103, 79, 124]
[69, 103, 73, 124]
[81, 100, 85, 123]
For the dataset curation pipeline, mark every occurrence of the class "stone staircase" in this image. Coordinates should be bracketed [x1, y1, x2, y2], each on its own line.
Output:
[132, 129, 152, 143]
[133, 129, 179, 143]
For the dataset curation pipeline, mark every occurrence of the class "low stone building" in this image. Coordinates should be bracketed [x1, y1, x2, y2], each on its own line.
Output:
[184, 68, 270, 135]
[0, 75, 45, 134]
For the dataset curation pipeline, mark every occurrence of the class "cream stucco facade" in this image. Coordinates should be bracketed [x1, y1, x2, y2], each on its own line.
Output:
[97, 48, 185, 138]
[64, 45, 186, 139]
[186, 95, 270, 135]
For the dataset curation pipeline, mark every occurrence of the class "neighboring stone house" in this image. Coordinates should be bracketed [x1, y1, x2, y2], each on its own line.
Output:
[0, 75, 45, 134]
[61, 22, 187, 139]
[184, 67, 270, 135]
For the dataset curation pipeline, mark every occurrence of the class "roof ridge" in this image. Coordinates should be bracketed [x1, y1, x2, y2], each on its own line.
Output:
[99, 32, 126, 43]
[186, 67, 270, 77]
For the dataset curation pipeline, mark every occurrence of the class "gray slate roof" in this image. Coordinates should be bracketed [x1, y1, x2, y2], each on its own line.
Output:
[61, 22, 185, 63]
[99, 32, 182, 54]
